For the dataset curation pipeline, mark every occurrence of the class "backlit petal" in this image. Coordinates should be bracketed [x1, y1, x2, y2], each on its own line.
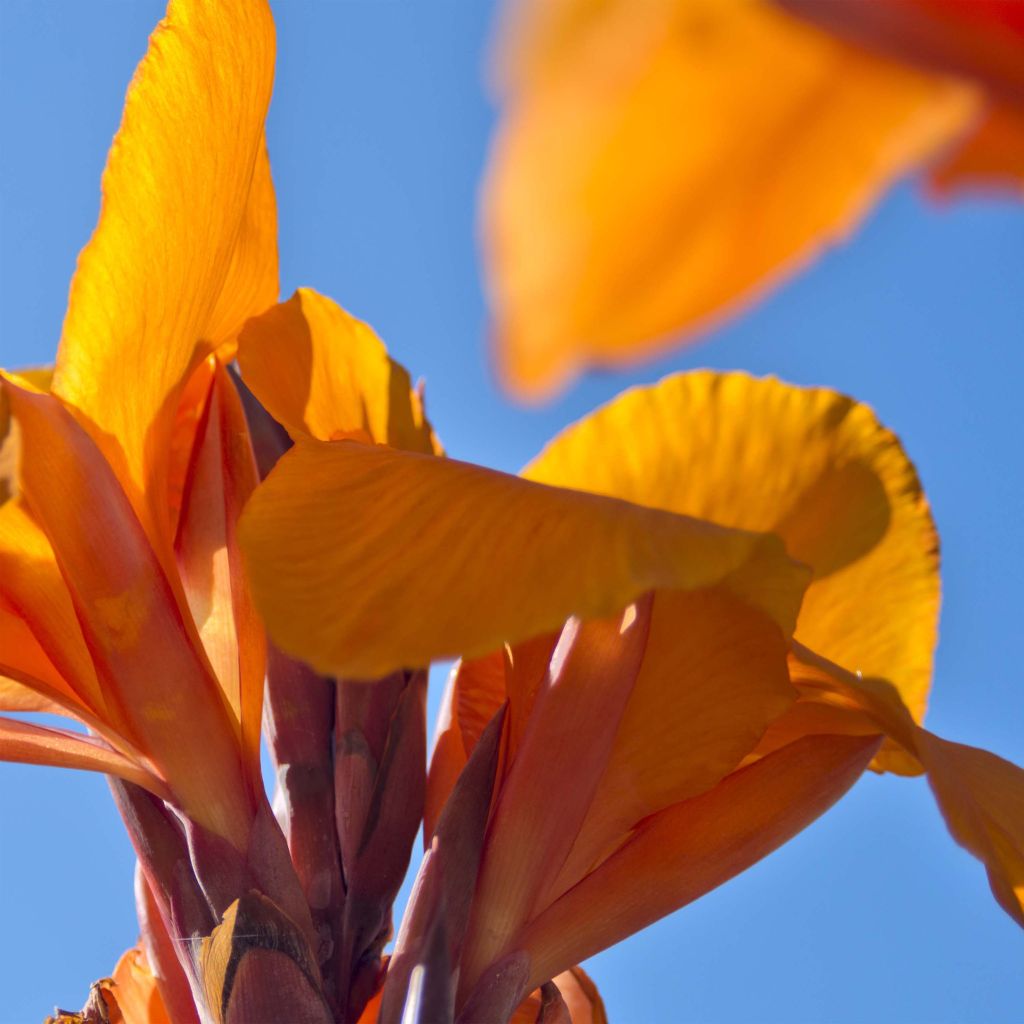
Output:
[545, 588, 794, 902]
[515, 733, 879, 988]
[790, 644, 1024, 926]
[176, 365, 264, 788]
[240, 438, 806, 678]
[52, 0, 276, 543]
[4, 379, 251, 844]
[106, 945, 173, 1024]
[525, 371, 939, 721]
[237, 288, 439, 453]
[484, 0, 975, 395]
[0, 717, 169, 798]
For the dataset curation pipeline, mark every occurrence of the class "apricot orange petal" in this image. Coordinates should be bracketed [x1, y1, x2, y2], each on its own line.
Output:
[790, 644, 1024, 927]
[51, 0, 277, 544]
[545, 587, 795, 902]
[237, 288, 439, 453]
[3, 378, 250, 844]
[484, 0, 976, 396]
[514, 732, 880, 989]
[239, 437, 806, 679]
[176, 365, 264, 787]
[525, 371, 939, 724]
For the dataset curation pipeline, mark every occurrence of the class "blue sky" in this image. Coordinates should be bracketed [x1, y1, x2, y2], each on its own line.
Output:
[1, 2, 1022, 1021]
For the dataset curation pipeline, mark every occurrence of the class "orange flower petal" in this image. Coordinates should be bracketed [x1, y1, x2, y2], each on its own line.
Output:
[106, 945, 173, 1024]
[176, 365, 265, 789]
[4, 379, 251, 844]
[931, 103, 1024, 195]
[51, 0, 277, 544]
[0, 500, 113, 724]
[237, 288, 439, 453]
[484, 0, 976, 395]
[515, 733, 880, 988]
[544, 587, 794, 903]
[790, 644, 1024, 927]
[777, 0, 1024, 103]
[461, 600, 654, 992]
[525, 371, 940, 723]
[239, 438, 806, 678]
[0, 717, 169, 797]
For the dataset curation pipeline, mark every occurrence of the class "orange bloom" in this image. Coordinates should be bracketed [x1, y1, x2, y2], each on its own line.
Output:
[482, 0, 1024, 396]
[238, 354, 1024, 1012]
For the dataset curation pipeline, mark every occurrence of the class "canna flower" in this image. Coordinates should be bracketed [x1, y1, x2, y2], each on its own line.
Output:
[238, 341, 1024, 1013]
[0, 2, 345, 1020]
[482, 0, 1024, 397]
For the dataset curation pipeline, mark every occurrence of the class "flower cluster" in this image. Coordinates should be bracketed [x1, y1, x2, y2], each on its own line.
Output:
[1, 2, 1021, 1023]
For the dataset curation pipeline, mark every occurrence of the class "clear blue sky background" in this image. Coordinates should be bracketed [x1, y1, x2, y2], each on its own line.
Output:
[1, 2, 1022, 1022]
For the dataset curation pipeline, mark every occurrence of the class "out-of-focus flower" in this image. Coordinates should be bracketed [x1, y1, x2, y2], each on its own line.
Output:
[240, 363, 1023, 1015]
[482, 0, 1024, 397]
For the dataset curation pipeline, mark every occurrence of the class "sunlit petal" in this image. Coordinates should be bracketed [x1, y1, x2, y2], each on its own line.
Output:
[240, 438, 806, 678]
[484, 0, 975, 394]
[525, 371, 939, 722]
[52, 0, 277, 544]
[237, 288, 439, 453]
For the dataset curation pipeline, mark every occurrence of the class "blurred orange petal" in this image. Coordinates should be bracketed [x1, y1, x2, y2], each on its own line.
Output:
[484, 0, 976, 395]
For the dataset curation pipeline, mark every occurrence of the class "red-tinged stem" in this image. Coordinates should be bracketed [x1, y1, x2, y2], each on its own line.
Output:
[263, 646, 346, 1017]
[135, 863, 202, 1024]
[336, 670, 427, 1022]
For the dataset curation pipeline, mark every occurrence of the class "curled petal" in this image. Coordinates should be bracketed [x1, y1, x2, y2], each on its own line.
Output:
[525, 371, 940, 723]
[237, 289, 439, 453]
[240, 438, 806, 678]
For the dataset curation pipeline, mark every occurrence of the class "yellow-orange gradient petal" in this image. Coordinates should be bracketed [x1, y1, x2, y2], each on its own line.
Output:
[0, 718, 168, 798]
[176, 366, 264, 789]
[515, 732, 880, 988]
[52, 0, 277, 543]
[5, 379, 250, 845]
[240, 438, 807, 679]
[237, 289, 439, 453]
[789, 645, 1024, 927]
[525, 371, 939, 722]
[1, 367, 52, 504]
[544, 587, 795, 904]
[484, 0, 976, 396]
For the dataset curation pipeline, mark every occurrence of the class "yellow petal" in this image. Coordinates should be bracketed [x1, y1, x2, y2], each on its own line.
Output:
[484, 0, 976, 395]
[1, 366, 52, 504]
[237, 288, 439, 453]
[0, 500, 113, 725]
[240, 438, 806, 678]
[525, 371, 939, 722]
[52, 0, 277, 543]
